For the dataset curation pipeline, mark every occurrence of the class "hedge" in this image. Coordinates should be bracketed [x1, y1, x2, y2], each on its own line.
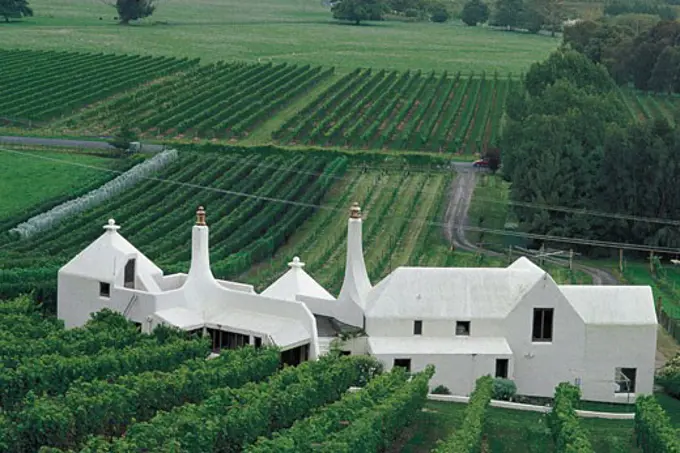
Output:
[548, 382, 594, 453]
[635, 395, 680, 453]
[432, 375, 494, 453]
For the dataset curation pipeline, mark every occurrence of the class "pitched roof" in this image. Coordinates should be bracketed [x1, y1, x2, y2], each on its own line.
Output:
[60, 227, 161, 281]
[559, 285, 657, 325]
[210, 309, 311, 350]
[261, 257, 334, 302]
[368, 336, 513, 355]
[364, 263, 543, 320]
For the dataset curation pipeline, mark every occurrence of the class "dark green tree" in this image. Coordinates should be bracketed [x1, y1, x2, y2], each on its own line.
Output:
[430, 4, 450, 21]
[492, 0, 523, 29]
[649, 46, 680, 93]
[525, 0, 566, 36]
[461, 0, 489, 25]
[100, 0, 159, 24]
[0, 0, 33, 23]
[109, 122, 139, 152]
[332, 0, 387, 24]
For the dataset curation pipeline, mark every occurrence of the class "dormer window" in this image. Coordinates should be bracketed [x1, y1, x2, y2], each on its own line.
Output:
[99, 282, 111, 298]
[456, 321, 470, 336]
[413, 320, 422, 335]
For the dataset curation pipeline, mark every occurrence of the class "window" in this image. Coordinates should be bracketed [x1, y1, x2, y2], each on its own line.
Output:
[254, 336, 262, 348]
[495, 359, 509, 379]
[393, 358, 411, 372]
[99, 282, 111, 298]
[132, 322, 142, 333]
[456, 321, 470, 336]
[124, 259, 136, 289]
[340, 350, 351, 356]
[413, 320, 422, 335]
[532, 308, 554, 342]
[615, 368, 637, 393]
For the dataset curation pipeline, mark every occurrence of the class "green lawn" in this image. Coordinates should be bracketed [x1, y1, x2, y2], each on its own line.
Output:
[0, 149, 121, 219]
[0, 0, 559, 74]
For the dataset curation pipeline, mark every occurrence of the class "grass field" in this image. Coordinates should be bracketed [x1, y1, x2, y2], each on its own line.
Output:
[0, 0, 559, 74]
[0, 148, 123, 219]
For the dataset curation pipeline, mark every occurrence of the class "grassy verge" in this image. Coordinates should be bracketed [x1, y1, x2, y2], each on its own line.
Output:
[0, 148, 123, 218]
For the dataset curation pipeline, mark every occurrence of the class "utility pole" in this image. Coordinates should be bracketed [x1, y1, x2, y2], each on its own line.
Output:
[569, 249, 574, 271]
[619, 249, 623, 273]
[650, 250, 654, 275]
[539, 243, 545, 267]
[507, 245, 513, 265]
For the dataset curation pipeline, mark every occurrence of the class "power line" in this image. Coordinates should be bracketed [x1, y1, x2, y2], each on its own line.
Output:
[1, 147, 680, 255]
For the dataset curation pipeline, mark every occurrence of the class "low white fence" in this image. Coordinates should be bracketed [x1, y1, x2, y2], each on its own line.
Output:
[348, 387, 634, 420]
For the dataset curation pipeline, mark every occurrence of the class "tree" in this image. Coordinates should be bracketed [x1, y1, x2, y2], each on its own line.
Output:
[492, 0, 524, 29]
[430, 4, 450, 21]
[649, 46, 680, 93]
[484, 148, 501, 173]
[0, 0, 33, 23]
[526, 0, 566, 36]
[461, 0, 489, 25]
[332, 0, 387, 24]
[100, 0, 160, 24]
[109, 122, 138, 152]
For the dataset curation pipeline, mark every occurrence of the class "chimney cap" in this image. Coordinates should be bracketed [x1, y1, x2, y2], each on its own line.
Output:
[196, 206, 206, 226]
[103, 218, 120, 232]
[350, 202, 362, 219]
[289, 256, 305, 269]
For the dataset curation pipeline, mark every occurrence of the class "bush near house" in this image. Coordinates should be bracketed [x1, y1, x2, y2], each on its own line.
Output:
[548, 383, 595, 453]
[635, 395, 680, 453]
[432, 375, 494, 452]
[492, 378, 517, 401]
[657, 353, 680, 398]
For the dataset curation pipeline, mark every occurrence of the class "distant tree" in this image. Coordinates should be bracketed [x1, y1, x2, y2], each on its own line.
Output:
[0, 0, 33, 23]
[526, 0, 566, 36]
[461, 0, 489, 25]
[492, 0, 524, 29]
[109, 122, 138, 152]
[484, 147, 501, 173]
[430, 4, 450, 21]
[648, 45, 680, 93]
[99, 0, 160, 24]
[332, 0, 387, 24]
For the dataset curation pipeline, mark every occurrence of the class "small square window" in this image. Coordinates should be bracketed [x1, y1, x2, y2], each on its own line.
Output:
[495, 359, 509, 379]
[615, 368, 637, 393]
[413, 320, 422, 335]
[394, 358, 411, 372]
[99, 282, 111, 298]
[254, 336, 262, 348]
[456, 321, 470, 336]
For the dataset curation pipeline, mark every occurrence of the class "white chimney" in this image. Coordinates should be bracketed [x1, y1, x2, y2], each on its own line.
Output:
[338, 202, 372, 311]
[187, 206, 215, 283]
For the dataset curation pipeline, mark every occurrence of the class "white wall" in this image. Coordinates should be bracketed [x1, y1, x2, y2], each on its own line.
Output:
[58, 273, 110, 328]
[504, 276, 586, 399]
[366, 316, 504, 338]
[372, 352, 512, 396]
[580, 324, 657, 403]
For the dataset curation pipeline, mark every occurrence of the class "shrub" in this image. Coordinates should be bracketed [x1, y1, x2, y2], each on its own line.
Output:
[405, 8, 419, 17]
[430, 7, 449, 22]
[461, 0, 489, 26]
[350, 354, 384, 387]
[492, 378, 517, 401]
[656, 352, 680, 397]
[432, 385, 452, 395]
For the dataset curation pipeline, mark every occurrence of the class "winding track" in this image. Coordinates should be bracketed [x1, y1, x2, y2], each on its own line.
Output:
[445, 163, 619, 285]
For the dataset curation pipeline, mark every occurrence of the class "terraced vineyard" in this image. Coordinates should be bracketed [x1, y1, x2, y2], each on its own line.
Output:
[65, 61, 334, 139]
[618, 88, 680, 124]
[0, 296, 429, 453]
[0, 149, 347, 304]
[0, 50, 196, 123]
[274, 69, 516, 154]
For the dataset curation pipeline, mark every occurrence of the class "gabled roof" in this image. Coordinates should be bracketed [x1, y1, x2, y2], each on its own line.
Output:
[261, 257, 334, 302]
[364, 263, 543, 320]
[559, 285, 657, 325]
[60, 223, 161, 281]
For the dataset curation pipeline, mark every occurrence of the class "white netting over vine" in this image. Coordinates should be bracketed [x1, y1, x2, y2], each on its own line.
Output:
[11, 149, 179, 238]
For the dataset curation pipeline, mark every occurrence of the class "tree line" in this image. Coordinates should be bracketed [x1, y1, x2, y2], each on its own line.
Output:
[460, 0, 567, 36]
[0, 0, 162, 24]
[501, 50, 680, 253]
[564, 14, 680, 93]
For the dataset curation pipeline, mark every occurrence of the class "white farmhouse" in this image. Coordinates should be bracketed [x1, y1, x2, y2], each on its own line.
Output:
[58, 204, 658, 402]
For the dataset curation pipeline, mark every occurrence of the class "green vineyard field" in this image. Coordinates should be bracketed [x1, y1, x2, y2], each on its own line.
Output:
[618, 88, 680, 124]
[274, 69, 515, 154]
[65, 61, 333, 139]
[0, 149, 347, 305]
[0, 50, 196, 123]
